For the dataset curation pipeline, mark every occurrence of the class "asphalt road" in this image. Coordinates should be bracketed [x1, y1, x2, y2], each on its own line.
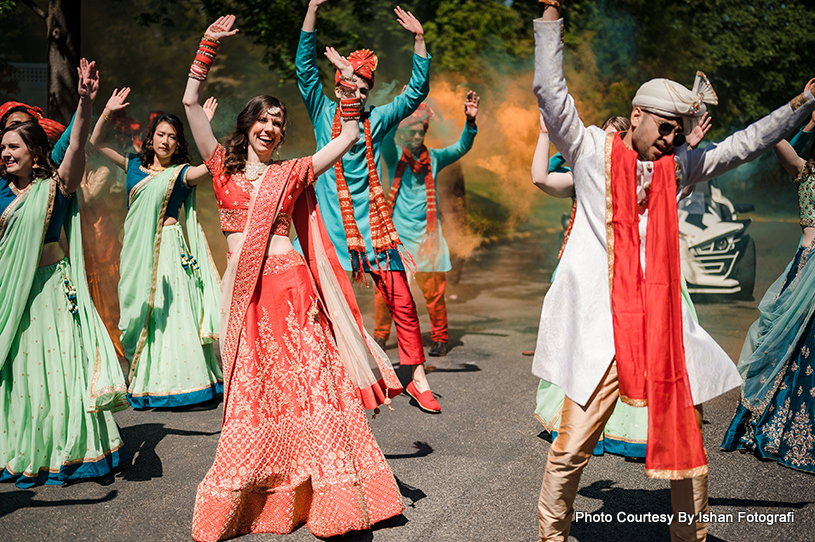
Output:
[1, 220, 813, 542]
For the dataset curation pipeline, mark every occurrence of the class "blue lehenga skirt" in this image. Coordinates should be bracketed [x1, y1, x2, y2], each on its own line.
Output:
[722, 245, 815, 473]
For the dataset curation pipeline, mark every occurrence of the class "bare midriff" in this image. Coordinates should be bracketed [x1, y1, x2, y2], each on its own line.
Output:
[164, 216, 178, 226]
[39, 241, 65, 267]
[224, 231, 293, 257]
[801, 226, 815, 248]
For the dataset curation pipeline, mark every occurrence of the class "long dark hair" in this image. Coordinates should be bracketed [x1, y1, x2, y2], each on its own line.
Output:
[224, 95, 288, 175]
[137, 113, 191, 168]
[0, 121, 56, 180]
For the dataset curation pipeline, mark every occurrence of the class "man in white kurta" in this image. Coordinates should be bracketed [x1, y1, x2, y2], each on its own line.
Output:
[532, 5, 815, 542]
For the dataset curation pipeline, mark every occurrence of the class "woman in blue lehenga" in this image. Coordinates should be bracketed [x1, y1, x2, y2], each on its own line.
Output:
[722, 124, 815, 473]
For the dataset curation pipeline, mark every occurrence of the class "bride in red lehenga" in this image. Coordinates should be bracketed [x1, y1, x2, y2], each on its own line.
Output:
[182, 16, 405, 541]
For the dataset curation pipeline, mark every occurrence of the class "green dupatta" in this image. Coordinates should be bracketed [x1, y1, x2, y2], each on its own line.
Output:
[118, 165, 220, 380]
[0, 177, 128, 412]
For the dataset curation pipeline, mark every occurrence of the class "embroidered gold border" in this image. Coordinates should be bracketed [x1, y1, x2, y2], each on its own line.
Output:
[645, 464, 708, 480]
[790, 93, 808, 112]
[620, 395, 648, 407]
[56, 174, 74, 200]
[0, 183, 28, 239]
[43, 177, 56, 248]
[13, 441, 127, 477]
[127, 379, 221, 398]
[128, 171, 159, 208]
[127, 165, 185, 381]
[604, 133, 615, 295]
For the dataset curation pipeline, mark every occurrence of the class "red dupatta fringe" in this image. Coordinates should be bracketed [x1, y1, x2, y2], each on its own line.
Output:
[608, 134, 707, 479]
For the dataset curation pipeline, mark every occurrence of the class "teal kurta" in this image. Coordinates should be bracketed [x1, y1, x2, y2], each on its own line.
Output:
[790, 125, 814, 157]
[383, 123, 477, 272]
[295, 29, 430, 272]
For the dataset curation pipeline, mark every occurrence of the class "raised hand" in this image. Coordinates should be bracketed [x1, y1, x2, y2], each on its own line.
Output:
[324, 47, 353, 79]
[464, 90, 480, 123]
[77, 59, 99, 101]
[203, 97, 218, 122]
[394, 6, 423, 37]
[205, 15, 239, 41]
[105, 87, 131, 113]
[309, 0, 329, 8]
[685, 112, 711, 149]
[805, 77, 815, 98]
[539, 112, 548, 134]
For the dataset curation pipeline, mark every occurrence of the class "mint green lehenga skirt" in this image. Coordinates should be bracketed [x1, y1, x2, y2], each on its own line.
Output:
[1, 259, 128, 488]
[125, 223, 222, 409]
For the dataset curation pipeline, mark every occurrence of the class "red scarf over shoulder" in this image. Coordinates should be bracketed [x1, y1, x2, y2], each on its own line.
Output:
[606, 133, 707, 480]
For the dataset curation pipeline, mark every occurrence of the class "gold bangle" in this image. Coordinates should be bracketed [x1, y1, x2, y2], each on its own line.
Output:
[102, 111, 111, 122]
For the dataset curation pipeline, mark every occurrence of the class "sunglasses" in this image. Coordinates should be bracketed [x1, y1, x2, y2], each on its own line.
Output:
[648, 112, 686, 147]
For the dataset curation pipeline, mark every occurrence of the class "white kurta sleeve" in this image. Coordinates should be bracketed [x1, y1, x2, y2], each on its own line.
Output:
[679, 90, 815, 187]
[533, 18, 589, 172]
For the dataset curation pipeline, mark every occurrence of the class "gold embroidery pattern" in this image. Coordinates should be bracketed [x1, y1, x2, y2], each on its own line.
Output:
[782, 403, 815, 468]
[262, 250, 304, 276]
[218, 208, 248, 232]
[760, 397, 791, 455]
[192, 265, 403, 540]
[604, 132, 615, 295]
[790, 93, 808, 112]
[272, 212, 292, 237]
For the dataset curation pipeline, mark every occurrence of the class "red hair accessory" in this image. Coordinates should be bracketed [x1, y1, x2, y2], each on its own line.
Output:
[334, 49, 378, 89]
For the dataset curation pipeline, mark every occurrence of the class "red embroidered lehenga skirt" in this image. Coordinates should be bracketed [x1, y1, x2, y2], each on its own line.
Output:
[192, 250, 404, 541]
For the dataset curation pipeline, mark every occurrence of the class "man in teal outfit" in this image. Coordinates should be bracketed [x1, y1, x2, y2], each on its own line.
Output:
[375, 92, 480, 357]
[296, 1, 439, 412]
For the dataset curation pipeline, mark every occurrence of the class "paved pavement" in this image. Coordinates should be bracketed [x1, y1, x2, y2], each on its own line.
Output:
[1, 220, 813, 542]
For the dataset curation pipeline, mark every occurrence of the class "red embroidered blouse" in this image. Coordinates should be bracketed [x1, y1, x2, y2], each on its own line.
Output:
[205, 144, 315, 235]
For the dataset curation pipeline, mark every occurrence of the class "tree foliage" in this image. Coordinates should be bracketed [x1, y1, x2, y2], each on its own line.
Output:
[2, 0, 813, 131]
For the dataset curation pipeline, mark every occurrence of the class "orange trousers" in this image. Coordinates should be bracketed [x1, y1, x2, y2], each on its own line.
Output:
[375, 271, 448, 344]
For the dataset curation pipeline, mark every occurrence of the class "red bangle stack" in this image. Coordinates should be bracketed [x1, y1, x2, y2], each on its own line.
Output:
[340, 98, 361, 120]
[337, 79, 357, 94]
[189, 36, 220, 81]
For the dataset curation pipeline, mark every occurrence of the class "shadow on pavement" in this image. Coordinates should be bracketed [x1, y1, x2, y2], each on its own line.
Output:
[569, 480, 672, 541]
[321, 512, 409, 541]
[0, 489, 118, 518]
[709, 497, 811, 509]
[119, 423, 220, 482]
[385, 441, 433, 460]
[394, 476, 426, 508]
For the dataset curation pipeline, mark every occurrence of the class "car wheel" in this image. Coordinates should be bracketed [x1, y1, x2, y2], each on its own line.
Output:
[731, 235, 756, 300]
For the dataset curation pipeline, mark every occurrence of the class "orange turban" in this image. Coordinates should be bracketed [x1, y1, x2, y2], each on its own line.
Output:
[335, 49, 378, 88]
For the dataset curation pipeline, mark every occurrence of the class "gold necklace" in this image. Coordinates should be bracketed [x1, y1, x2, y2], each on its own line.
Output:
[244, 162, 268, 182]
